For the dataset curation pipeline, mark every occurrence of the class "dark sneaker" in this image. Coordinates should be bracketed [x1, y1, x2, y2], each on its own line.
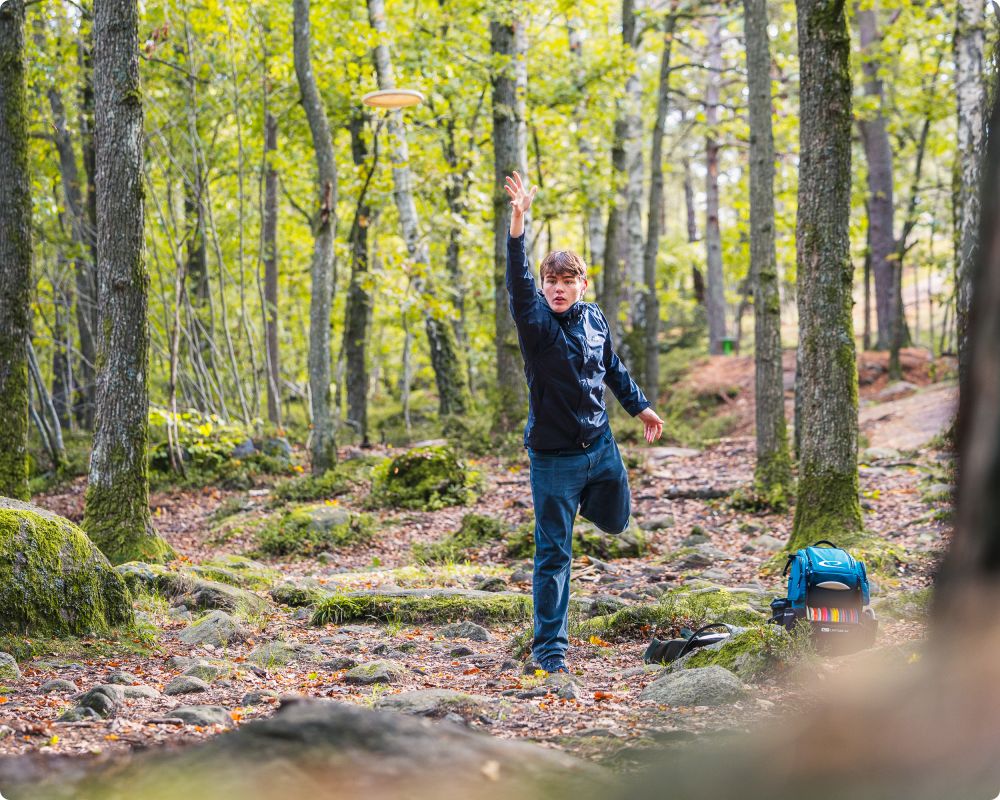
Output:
[539, 659, 569, 674]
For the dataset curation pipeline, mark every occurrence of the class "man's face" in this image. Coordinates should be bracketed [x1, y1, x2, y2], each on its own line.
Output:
[542, 271, 588, 313]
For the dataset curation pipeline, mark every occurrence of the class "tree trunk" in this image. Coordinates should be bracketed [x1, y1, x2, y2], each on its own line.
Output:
[0, 0, 31, 500]
[51, 283, 73, 430]
[344, 112, 373, 446]
[263, 110, 281, 427]
[935, 83, 1000, 617]
[491, 15, 529, 434]
[367, 0, 469, 422]
[856, 4, 896, 352]
[293, 0, 338, 473]
[641, 8, 677, 405]
[790, 0, 862, 549]
[704, 15, 728, 354]
[568, 18, 605, 270]
[744, 0, 791, 506]
[77, 32, 99, 430]
[623, 0, 645, 326]
[83, 0, 174, 564]
[955, 0, 986, 385]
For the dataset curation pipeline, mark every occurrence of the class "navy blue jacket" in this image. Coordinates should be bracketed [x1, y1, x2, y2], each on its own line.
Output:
[506, 233, 650, 450]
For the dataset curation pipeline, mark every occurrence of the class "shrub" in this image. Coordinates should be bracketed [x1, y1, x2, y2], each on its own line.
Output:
[368, 446, 480, 510]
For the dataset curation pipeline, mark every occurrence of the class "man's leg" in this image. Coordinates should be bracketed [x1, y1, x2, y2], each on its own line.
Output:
[579, 431, 631, 534]
[529, 450, 587, 668]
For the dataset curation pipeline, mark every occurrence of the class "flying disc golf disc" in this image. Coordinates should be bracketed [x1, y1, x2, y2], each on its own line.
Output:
[362, 89, 425, 109]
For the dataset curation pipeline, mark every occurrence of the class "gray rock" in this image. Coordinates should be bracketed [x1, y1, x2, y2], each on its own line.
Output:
[178, 611, 248, 648]
[39, 679, 77, 694]
[122, 684, 161, 699]
[181, 662, 228, 682]
[0, 652, 21, 684]
[510, 569, 531, 583]
[450, 645, 475, 657]
[241, 689, 279, 706]
[643, 514, 675, 531]
[681, 533, 710, 546]
[303, 505, 351, 532]
[648, 447, 701, 460]
[743, 534, 784, 554]
[673, 544, 733, 570]
[875, 381, 918, 402]
[863, 446, 901, 462]
[78, 684, 124, 718]
[170, 705, 232, 727]
[259, 437, 292, 461]
[639, 665, 748, 706]
[247, 641, 300, 668]
[344, 660, 407, 685]
[164, 675, 211, 696]
[105, 671, 141, 685]
[474, 576, 508, 592]
[320, 657, 358, 671]
[557, 682, 578, 700]
[376, 688, 493, 720]
[167, 655, 198, 670]
[58, 706, 101, 722]
[231, 439, 257, 459]
[700, 568, 731, 582]
[438, 621, 493, 643]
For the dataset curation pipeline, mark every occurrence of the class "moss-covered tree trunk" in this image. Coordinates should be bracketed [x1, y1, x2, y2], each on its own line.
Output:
[293, 0, 337, 473]
[789, 0, 862, 551]
[745, 0, 791, 507]
[491, 15, 529, 434]
[344, 112, 372, 446]
[83, 0, 174, 565]
[0, 0, 31, 501]
[367, 0, 470, 422]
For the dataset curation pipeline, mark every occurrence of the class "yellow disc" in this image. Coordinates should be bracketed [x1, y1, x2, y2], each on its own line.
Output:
[361, 89, 425, 109]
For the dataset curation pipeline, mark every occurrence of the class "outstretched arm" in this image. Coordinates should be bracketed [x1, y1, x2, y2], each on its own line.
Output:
[599, 311, 664, 443]
[504, 172, 546, 339]
[505, 170, 537, 238]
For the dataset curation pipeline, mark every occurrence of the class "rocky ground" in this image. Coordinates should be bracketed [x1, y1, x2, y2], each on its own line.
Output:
[0, 372, 956, 785]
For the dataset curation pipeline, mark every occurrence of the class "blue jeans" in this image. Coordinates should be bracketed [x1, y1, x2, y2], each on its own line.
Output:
[527, 427, 631, 666]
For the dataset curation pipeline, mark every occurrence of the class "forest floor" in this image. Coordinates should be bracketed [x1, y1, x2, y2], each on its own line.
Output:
[1, 352, 956, 773]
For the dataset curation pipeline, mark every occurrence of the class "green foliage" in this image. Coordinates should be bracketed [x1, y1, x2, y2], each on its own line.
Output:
[255, 505, 375, 557]
[147, 409, 293, 490]
[681, 623, 814, 682]
[368, 446, 480, 510]
[412, 513, 509, 563]
[270, 455, 385, 505]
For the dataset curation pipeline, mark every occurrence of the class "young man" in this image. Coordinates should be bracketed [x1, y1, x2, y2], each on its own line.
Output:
[504, 171, 664, 673]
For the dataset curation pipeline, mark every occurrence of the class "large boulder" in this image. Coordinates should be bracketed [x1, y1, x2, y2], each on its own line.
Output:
[640, 665, 748, 706]
[0, 498, 134, 635]
[0, 698, 607, 799]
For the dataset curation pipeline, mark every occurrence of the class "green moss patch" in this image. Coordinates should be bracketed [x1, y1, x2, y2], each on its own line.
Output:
[413, 513, 509, 563]
[271, 456, 385, 505]
[0, 499, 134, 636]
[312, 589, 532, 626]
[115, 562, 269, 618]
[255, 504, 375, 557]
[678, 624, 806, 682]
[506, 520, 646, 560]
[368, 446, 480, 510]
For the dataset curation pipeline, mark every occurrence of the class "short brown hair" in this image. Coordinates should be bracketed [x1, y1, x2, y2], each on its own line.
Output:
[540, 250, 587, 281]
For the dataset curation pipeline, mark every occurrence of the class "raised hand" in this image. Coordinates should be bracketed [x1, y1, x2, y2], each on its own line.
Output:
[504, 171, 537, 218]
[637, 407, 664, 444]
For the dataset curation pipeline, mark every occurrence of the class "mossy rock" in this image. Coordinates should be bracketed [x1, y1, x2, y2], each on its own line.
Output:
[196, 555, 282, 590]
[572, 588, 767, 643]
[0, 498, 134, 636]
[676, 624, 809, 683]
[255, 504, 375, 557]
[115, 562, 269, 618]
[271, 456, 386, 505]
[506, 520, 646, 560]
[368, 446, 480, 510]
[312, 589, 533, 626]
[270, 581, 330, 608]
[413, 513, 510, 563]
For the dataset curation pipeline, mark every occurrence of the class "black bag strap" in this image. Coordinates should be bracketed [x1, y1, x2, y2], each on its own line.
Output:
[812, 539, 839, 549]
[782, 553, 796, 576]
[677, 622, 733, 659]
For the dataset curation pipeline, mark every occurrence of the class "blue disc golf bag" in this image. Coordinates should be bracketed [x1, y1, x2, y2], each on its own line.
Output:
[769, 540, 877, 654]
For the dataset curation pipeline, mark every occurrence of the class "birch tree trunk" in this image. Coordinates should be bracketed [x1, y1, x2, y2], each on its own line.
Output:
[568, 18, 605, 270]
[0, 0, 31, 500]
[83, 0, 174, 564]
[263, 110, 281, 427]
[641, 9, 677, 404]
[623, 0, 645, 323]
[790, 0, 862, 549]
[293, 0, 338, 473]
[856, 4, 896, 352]
[704, 15, 728, 355]
[491, 14, 529, 434]
[745, 0, 791, 507]
[76, 33, 99, 431]
[955, 0, 986, 383]
[368, 0, 470, 422]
